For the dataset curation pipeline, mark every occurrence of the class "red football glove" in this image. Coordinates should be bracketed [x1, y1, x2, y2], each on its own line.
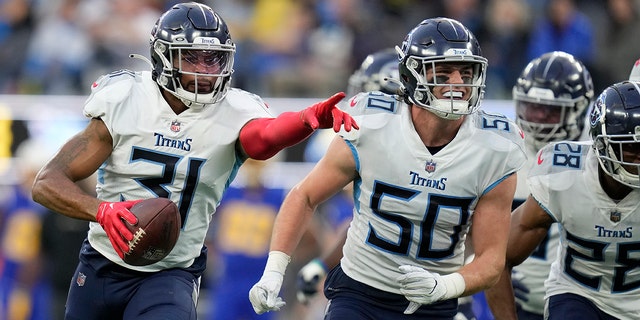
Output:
[96, 200, 142, 259]
[300, 92, 359, 132]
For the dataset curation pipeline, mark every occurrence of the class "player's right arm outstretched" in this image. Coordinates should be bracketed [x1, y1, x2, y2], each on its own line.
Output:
[239, 92, 358, 160]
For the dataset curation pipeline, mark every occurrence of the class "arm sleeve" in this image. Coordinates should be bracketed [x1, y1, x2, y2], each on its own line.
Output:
[239, 111, 314, 160]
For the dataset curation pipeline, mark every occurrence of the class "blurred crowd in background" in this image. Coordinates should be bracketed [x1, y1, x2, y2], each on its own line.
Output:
[1, 0, 640, 319]
[1, 0, 639, 100]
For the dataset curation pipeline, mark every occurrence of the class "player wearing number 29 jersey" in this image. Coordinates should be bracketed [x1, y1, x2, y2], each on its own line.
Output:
[84, 70, 272, 272]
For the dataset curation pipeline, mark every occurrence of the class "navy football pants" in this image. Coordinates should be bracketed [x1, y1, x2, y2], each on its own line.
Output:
[323, 265, 458, 319]
[64, 239, 206, 320]
[547, 293, 618, 320]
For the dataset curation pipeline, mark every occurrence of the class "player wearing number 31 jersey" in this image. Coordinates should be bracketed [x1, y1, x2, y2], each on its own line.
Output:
[83, 71, 273, 271]
[30, 3, 357, 319]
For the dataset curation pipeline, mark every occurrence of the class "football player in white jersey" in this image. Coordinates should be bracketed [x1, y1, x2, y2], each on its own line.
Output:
[29, 2, 357, 319]
[295, 47, 477, 320]
[249, 17, 527, 319]
[486, 80, 640, 320]
[484, 51, 594, 320]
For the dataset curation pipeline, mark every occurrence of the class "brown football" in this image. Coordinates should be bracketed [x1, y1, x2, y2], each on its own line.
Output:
[123, 198, 180, 266]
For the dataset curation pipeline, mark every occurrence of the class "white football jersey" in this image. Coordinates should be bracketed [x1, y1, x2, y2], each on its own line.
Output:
[84, 70, 273, 272]
[512, 151, 560, 314]
[338, 92, 527, 293]
[512, 126, 589, 313]
[530, 141, 640, 319]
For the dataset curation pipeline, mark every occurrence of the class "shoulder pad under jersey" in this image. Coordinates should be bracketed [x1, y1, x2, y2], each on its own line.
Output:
[472, 110, 526, 154]
[86, 69, 140, 106]
[476, 110, 525, 143]
[346, 91, 401, 117]
[529, 140, 591, 190]
[341, 92, 402, 133]
[224, 88, 271, 114]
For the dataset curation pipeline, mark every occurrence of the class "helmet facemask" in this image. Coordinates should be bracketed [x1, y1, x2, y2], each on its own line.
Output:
[153, 39, 235, 109]
[515, 89, 590, 153]
[150, 2, 236, 109]
[593, 132, 640, 188]
[590, 82, 640, 189]
[399, 48, 487, 120]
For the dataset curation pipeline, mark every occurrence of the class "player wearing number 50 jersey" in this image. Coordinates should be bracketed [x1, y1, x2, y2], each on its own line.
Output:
[30, 2, 357, 320]
[249, 17, 527, 319]
[488, 81, 640, 320]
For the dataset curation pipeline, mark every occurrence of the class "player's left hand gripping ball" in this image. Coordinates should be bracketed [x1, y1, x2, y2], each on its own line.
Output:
[96, 200, 142, 259]
[301, 92, 359, 132]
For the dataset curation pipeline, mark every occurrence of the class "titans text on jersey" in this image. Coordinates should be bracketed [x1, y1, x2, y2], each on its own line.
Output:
[154, 133, 193, 151]
[409, 171, 447, 190]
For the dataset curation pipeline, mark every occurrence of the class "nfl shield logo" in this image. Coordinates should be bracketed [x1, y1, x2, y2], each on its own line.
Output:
[76, 272, 86, 287]
[425, 160, 436, 173]
[610, 211, 621, 222]
[170, 120, 181, 132]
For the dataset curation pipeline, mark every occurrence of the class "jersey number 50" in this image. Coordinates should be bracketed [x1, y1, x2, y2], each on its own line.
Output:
[366, 181, 473, 259]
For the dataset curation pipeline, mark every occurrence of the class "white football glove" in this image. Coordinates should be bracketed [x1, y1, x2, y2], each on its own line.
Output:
[249, 270, 286, 314]
[397, 265, 465, 314]
[296, 258, 328, 304]
[249, 251, 290, 314]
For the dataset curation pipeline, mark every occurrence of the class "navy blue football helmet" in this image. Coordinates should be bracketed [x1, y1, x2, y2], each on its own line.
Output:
[346, 48, 401, 98]
[514, 51, 594, 152]
[397, 17, 487, 119]
[150, 2, 235, 108]
[590, 81, 640, 188]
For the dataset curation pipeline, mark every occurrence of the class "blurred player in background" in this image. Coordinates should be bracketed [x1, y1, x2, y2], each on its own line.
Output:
[486, 80, 640, 319]
[0, 139, 54, 320]
[205, 159, 286, 320]
[29, 2, 357, 319]
[484, 51, 594, 320]
[249, 17, 526, 319]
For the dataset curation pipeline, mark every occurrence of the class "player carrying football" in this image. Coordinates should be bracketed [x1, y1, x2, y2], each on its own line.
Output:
[30, 2, 357, 319]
